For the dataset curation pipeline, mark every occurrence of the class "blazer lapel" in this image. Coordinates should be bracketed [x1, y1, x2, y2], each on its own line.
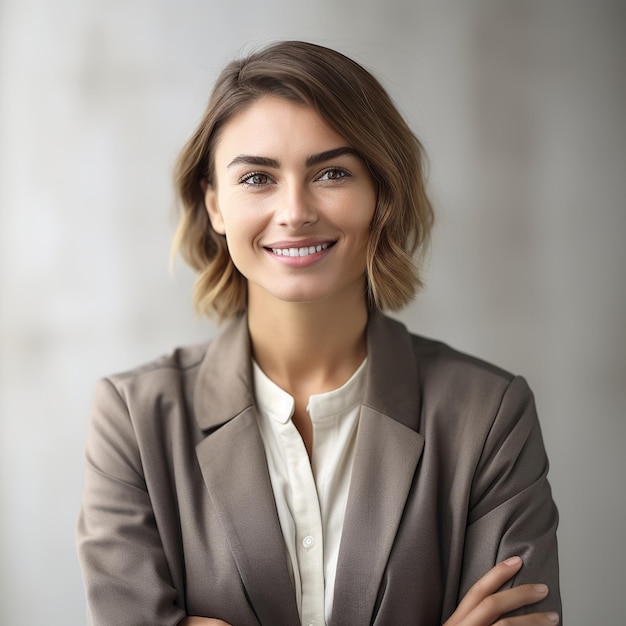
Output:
[331, 314, 425, 626]
[193, 315, 299, 626]
[192, 313, 425, 625]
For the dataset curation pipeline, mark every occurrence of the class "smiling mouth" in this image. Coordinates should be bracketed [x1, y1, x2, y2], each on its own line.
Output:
[268, 242, 335, 257]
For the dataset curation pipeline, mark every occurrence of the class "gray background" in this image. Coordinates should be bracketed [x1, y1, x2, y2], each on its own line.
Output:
[1, 1, 624, 624]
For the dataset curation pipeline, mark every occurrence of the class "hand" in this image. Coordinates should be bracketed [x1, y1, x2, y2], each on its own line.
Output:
[178, 617, 231, 626]
[443, 556, 560, 625]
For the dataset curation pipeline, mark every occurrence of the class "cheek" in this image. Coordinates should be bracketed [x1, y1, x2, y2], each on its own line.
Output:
[220, 205, 267, 248]
[331, 187, 375, 221]
[348, 192, 376, 234]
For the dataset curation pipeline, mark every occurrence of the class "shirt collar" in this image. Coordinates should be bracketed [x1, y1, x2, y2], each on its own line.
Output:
[252, 358, 368, 425]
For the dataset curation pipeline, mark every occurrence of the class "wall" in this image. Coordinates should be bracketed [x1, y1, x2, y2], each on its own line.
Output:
[1, 1, 624, 623]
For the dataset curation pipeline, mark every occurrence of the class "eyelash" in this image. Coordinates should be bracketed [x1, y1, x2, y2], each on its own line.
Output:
[237, 167, 351, 187]
[317, 167, 350, 181]
[238, 171, 273, 186]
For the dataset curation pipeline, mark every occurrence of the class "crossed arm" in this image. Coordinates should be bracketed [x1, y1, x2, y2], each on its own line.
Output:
[180, 557, 560, 626]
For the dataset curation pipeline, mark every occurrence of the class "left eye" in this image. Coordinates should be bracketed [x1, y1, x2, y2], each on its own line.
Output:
[240, 172, 272, 186]
[318, 168, 349, 181]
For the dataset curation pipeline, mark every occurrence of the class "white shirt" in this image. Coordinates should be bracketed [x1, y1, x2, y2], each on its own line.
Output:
[252, 359, 367, 626]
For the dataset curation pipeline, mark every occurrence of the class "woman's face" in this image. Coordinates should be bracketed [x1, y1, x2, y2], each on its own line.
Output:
[205, 96, 377, 310]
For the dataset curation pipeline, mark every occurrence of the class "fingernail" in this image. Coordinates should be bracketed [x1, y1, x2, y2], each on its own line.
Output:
[533, 583, 549, 594]
[546, 612, 559, 624]
[503, 556, 522, 566]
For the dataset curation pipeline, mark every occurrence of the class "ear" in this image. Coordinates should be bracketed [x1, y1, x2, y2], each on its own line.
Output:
[204, 185, 226, 235]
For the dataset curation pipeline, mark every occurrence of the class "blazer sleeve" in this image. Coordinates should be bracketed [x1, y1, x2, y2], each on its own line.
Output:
[458, 376, 562, 618]
[76, 377, 186, 626]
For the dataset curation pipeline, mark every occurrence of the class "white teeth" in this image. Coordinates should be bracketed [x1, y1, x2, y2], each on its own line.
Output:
[271, 242, 330, 257]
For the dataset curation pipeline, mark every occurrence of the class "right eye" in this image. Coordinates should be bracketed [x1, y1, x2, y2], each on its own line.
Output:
[239, 172, 272, 186]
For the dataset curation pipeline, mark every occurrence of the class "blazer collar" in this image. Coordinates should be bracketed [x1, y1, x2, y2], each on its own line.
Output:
[195, 408, 300, 625]
[363, 311, 422, 429]
[193, 312, 425, 625]
[194, 311, 422, 431]
[194, 314, 299, 625]
[193, 314, 254, 431]
[332, 313, 425, 625]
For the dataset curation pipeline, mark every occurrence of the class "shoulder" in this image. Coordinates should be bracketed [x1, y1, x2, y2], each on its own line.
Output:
[89, 315, 253, 439]
[108, 341, 210, 384]
[101, 341, 210, 401]
[377, 319, 544, 490]
[104, 313, 249, 391]
[410, 331, 534, 428]
[374, 314, 535, 430]
[84, 342, 219, 476]
[89, 341, 216, 438]
[396, 324, 537, 452]
[409, 331, 517, 390]
[369, 314, 535, 437]
[377, 312, 518, 389]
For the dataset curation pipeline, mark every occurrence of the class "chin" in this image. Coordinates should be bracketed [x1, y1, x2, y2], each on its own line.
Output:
[249, 275, 367, 309]
[276, 290, 332, 305]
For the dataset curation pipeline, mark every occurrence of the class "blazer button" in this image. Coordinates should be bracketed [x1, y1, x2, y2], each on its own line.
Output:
[302, 535, 315, 549]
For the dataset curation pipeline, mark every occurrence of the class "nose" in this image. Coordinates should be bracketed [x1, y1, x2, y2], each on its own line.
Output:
[275, 182, 318, 229]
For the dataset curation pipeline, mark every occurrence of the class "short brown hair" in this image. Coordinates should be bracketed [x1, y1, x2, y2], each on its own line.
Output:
[173, 40, 434, 319]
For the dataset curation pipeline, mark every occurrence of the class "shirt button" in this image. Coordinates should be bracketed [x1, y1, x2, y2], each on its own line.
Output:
[302, 535, 315, 549]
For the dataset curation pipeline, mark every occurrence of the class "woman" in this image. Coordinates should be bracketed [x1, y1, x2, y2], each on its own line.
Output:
[77, 41, 561, 625]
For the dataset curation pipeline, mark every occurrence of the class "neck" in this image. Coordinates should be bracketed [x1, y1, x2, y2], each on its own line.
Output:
[247, 288, 369, 396]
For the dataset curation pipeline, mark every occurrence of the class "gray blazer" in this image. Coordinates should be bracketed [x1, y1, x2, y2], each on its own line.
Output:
[77, 313, 561, 625]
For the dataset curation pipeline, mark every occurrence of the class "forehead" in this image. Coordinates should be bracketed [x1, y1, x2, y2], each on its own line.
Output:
[213, 96, 351, 165]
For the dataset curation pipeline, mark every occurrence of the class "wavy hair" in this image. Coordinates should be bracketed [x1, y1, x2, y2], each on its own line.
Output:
[173, 41, 434, 319]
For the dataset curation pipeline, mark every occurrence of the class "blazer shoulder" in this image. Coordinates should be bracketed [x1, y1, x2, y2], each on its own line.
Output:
[404, 330, 539, 446]
[408, 332, 517, 387]
[106, 341, 210, 386]
[92, 341, 215, 420]
[86, 341, 220, 463]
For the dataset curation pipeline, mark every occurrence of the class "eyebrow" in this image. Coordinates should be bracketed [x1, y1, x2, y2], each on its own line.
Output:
[227, 155, 279, 169]
[305, 147, 361, 167]
[226, 147, 361, 169]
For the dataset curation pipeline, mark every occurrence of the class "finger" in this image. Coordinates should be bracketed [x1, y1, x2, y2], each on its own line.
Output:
[447, 556, 523, 624]
[496, 611, 560, 625]
[464, 584, 551, 626]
